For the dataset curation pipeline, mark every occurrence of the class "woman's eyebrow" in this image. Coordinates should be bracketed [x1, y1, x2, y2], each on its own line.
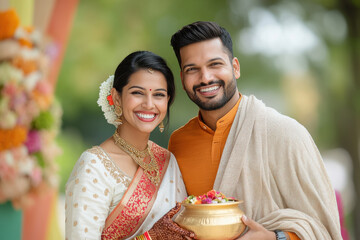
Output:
[128, 86, 167, 92]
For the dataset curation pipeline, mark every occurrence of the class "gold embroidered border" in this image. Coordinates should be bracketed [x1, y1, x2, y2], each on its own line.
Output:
[101, 143, 170, 240]
[88, 146, 131, 187]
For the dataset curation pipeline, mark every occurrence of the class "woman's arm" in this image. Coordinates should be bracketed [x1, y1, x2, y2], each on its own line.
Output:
[65, 151, 113, 240]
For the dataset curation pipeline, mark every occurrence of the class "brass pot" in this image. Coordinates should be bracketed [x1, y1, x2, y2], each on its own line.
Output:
[174, 201, 245, 240]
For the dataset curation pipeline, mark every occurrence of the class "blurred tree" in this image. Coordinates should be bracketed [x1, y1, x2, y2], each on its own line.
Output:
[312, 0, 360, 238]
[225, 0, 359, 238]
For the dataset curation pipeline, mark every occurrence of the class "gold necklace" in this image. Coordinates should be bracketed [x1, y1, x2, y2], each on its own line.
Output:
[113, 131, 160, 186]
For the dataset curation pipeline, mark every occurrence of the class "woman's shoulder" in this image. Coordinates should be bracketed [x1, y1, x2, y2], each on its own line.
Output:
[84, 145, 107, 158]
[70, 146, 131, 185]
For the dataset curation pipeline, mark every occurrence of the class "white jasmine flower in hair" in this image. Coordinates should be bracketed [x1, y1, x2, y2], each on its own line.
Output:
[97, 75, 120, 127]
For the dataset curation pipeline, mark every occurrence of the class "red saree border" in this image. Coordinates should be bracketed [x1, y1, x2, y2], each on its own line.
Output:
[101, 142, 170, 240]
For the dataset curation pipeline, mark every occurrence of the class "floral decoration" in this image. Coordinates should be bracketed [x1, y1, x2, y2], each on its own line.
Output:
[97, 75, 120, 127]
[183, 190, 236, 204]
[0, 9, 62, 209]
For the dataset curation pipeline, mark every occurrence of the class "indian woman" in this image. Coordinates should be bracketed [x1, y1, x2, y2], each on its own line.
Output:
[65, 51, 195, 240]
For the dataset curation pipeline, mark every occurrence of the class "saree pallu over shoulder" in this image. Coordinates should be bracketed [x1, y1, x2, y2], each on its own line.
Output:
[101, 142, 170, 240]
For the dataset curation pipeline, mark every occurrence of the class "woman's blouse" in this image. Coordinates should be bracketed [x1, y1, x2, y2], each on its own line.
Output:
[65, 146, 132, 240]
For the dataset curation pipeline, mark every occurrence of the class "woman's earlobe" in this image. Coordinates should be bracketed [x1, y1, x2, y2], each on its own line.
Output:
[110, 88, 121, 106]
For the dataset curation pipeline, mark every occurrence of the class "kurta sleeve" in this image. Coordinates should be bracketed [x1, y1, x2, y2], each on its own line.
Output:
[65, 150, 113, 240]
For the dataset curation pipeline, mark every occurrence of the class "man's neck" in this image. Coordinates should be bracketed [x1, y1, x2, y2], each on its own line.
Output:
[199, 92, 240, 131]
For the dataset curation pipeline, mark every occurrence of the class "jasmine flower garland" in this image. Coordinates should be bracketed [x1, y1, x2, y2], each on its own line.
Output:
[97, 75, 120, 127]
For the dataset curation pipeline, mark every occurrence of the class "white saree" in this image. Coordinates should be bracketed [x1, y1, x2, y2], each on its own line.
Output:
[214, 95, 342, 240]
[65, 144, 187, 240]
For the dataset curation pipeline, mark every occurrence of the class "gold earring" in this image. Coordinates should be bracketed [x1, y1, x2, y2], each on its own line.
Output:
[115, 106, 123, 125]
[159, 121, 164, 133]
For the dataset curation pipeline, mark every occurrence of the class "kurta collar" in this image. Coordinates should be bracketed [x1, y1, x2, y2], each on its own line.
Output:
[197, 93, 242, 133]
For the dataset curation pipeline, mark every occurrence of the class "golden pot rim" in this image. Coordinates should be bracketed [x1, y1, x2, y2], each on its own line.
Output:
[181, 200, 243, 208]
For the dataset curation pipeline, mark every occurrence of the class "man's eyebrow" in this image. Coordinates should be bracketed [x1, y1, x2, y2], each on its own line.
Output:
[208, 57, 225, 62]
[182, 63, 195, 71]
[182, 57, 225, 70]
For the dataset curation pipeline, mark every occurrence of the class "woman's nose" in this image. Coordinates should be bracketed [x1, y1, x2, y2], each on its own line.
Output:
[142, 95, 154, 109]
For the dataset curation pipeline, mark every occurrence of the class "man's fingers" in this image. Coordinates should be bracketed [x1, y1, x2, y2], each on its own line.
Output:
[242, 215, 253, 227]
[242, 215, 260, 230]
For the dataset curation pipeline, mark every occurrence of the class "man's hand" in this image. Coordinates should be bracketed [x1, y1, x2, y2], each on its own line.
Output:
[237, 215, 276, 240]
[148, 202, 196, 240]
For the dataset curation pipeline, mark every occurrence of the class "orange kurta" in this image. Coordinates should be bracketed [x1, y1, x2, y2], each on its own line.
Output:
[169, 94, 300, 240]
[169, 96, 241, 196]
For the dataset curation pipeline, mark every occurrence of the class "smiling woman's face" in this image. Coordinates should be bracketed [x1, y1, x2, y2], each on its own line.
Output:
[117, 69, 169, 134]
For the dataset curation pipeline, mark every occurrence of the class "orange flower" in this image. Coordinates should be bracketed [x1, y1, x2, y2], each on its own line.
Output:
[32, 89, 53, 110]
[18, 38, 33, 48]
[0, 126, 27, 151]
[0, 9, 20, 40]
[11, 56, 38, 75]
[23, 26, 34, 33]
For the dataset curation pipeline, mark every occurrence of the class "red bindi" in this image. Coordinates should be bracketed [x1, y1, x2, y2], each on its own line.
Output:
[150, 89, 152, 91]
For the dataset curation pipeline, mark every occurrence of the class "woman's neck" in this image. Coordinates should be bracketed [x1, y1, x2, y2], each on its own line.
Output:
[116, 125, 150, 151]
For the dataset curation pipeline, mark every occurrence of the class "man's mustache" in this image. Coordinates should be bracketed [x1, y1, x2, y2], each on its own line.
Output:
[192, 80, 225, 93]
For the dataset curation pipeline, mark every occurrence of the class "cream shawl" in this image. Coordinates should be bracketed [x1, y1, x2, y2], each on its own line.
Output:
[213, 95, 342, 240]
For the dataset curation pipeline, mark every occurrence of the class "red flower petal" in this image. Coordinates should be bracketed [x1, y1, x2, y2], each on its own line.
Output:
[107, 95, 114, 105]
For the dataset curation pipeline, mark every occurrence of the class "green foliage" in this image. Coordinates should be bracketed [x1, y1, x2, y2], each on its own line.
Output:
[32, 111, 55, 130]
[33, 152, 45, 168]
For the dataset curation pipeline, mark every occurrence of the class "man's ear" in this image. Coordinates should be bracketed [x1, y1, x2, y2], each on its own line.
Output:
[110, 88, 121, 106]
[232, 57, 240, 79]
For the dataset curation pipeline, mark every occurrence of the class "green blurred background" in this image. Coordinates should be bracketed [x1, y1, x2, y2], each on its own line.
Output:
[55, 0, 360, 239]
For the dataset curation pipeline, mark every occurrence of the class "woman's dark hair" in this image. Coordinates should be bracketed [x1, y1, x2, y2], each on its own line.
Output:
[113, 51, 175, 126]
[170, 21, 233, 67]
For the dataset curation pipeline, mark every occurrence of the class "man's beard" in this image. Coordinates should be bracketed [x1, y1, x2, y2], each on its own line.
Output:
[186, 77, 237, 111]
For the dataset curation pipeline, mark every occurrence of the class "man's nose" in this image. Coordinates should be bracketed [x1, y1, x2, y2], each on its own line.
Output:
[200, 68, 213, 83]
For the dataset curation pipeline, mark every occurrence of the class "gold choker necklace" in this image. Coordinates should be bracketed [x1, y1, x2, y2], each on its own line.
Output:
[113, 131, 160, 186]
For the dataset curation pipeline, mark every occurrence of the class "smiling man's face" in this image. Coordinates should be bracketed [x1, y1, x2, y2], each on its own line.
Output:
[180, 38, 240, 111]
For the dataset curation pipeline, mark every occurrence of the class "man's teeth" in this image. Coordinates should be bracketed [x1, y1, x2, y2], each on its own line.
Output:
[136, 113, 155, 119]
[199, 86, 219, 92]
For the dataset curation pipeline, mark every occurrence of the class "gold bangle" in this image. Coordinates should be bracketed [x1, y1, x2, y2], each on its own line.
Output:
[134, 234, 145, 240]
[134, 231, 152, 240]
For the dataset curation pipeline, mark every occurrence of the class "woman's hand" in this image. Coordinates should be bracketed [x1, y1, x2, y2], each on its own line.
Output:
[237, 215, 277, 240]
[148, 202, 196, 240]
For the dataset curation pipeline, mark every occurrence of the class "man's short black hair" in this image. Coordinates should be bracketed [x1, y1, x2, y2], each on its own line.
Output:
[170, 21, 234, 67]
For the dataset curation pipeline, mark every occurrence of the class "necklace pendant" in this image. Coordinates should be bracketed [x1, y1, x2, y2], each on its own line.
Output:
[113, 130, 161, 186]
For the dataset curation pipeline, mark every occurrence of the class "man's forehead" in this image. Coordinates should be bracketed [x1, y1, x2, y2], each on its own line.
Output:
[179, 38, 229, 66]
